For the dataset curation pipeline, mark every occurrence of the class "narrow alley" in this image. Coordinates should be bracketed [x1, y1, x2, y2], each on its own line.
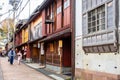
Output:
[0, 57, 53, 80]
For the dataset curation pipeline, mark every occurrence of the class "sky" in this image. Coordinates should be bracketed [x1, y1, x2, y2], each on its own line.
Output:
[0, 0, 44, 22]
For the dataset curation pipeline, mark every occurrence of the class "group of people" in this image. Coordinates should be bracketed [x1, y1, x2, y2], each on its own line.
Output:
[8, 48, 27, 65]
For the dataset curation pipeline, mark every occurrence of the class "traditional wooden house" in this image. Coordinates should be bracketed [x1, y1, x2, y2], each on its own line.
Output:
[27, 0, 72, 74]
[21, 22, 30, 61]
[39, 0, 71, 74]
[15, 19, 31, 61]
[28, 3, 46, 63]
[15, 20, 23, 50]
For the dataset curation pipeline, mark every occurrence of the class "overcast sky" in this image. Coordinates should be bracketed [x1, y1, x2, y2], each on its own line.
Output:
[0, 0, 44, 21]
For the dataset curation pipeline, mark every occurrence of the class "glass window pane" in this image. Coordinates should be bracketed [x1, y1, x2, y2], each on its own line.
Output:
[97, 20, 99, 24]
[88, 18, 91, 22]
[88, 23, 91, 27]
[92, 21, 96, 26]
[88, 12, 91, 17]
[101, 24, 105, 30]
[101, 18, 105, 24]
[101, 12, 105, 18]
[92, 16, 96, 21]
[97, 26, 100, 31]
[87, 5, 105, 34]
[88, 29, 91, 33]
[92, 27, 96, 32]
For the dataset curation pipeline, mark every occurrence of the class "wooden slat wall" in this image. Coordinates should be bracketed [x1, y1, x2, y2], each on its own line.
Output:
[57, 0, 62, 29]
[42, 9, 46, 36]
[64, 0, 70, 27]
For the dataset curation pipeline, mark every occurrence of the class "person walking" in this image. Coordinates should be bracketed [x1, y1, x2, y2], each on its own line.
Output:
[17, 51, 22, 65]
[8, 48, 16, 65]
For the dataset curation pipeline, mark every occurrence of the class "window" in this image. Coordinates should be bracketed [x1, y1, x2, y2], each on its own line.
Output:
[54, 41, 58, 54]
[88, 5, 105, 33]
[34, 22, 42, 39]
[50, 43, 54, 52]
[57, 6, 61, 14]
[49, 41, 58, 53]
[82, 0, 117, 53]
[64, 0, 70, 9]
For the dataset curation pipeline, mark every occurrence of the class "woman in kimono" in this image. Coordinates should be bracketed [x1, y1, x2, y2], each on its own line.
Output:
[17, 51, 22, 65]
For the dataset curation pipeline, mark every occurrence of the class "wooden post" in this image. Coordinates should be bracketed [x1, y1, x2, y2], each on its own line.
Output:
[71, 0, 75, 80]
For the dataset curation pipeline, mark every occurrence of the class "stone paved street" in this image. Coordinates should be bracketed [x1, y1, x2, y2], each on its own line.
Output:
[0, 57, 53, 80]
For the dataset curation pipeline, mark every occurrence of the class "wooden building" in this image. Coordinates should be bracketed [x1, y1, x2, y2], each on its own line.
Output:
[42, 0, 72, 74]
[15, 20, 31, 61]
[25, 0, 72, 74]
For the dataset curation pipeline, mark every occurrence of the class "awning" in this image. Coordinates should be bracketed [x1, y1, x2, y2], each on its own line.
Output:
[15, 42, 28, 48]
[38, 28, 71, 42]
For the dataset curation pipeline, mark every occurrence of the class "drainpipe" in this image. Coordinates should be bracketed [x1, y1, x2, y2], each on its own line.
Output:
[71, 0, 75, 80]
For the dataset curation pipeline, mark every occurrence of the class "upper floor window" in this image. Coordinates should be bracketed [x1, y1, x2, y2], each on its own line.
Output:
[34, 22, 42, 39]
[64, 0, 70, 9]
[88, 5, 105, 33]
[57, 6, 61, 14]
[84, 1, 114, 35]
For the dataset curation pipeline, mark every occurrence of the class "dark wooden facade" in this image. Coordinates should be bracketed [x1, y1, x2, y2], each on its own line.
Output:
[15, 21, 22, 47]
[43, 0, 71, 73]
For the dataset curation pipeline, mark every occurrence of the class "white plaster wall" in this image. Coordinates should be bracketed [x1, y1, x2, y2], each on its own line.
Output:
[75, 0, 120, 75]
[75, 37, 120, 75]
[75, 0, 82, 37]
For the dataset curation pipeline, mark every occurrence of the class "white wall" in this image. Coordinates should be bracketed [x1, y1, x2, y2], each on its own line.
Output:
[75, 0, 82, 37]
[75, 0, 120, 75]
